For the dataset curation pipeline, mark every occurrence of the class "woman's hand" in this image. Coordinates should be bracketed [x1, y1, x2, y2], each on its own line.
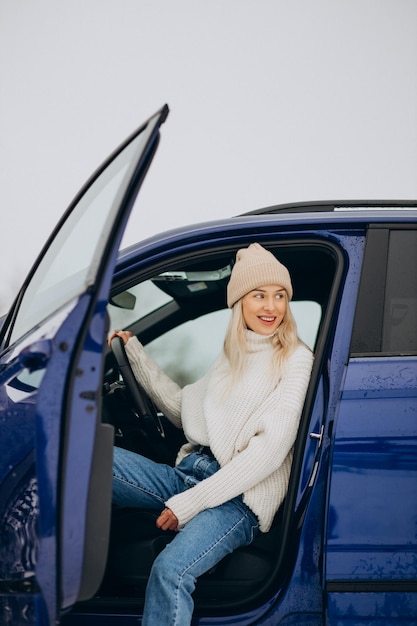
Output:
[108, 329, 133, 348]
[156, 508, 179, 532]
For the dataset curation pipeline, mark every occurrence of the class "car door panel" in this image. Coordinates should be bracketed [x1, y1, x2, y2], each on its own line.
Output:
[326, 356, 417, 581]
[0, 106, 169, 625]
[325, 225, 417, 624]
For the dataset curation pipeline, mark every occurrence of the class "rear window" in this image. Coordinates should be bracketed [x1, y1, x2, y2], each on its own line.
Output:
[382, 230, 417, 353]
[351, 226, 417, 355]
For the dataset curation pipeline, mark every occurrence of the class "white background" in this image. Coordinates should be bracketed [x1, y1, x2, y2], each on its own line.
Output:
[1, 0, 416, 313]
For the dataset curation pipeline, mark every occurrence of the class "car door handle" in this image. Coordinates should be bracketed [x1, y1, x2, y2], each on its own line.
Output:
[0, 339, 52, 385]
[309, 424, 324, 447]
[308, 425, 325, 487]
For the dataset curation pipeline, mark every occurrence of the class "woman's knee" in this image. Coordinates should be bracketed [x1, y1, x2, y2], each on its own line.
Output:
[112, 446, 134, 477]
[149, 547, 192, 589]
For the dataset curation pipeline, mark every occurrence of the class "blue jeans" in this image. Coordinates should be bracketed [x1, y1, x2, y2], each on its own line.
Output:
[112, 446, 259, 626]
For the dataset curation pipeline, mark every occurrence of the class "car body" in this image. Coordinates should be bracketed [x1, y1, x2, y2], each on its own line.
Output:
[0, 105, 416, 625]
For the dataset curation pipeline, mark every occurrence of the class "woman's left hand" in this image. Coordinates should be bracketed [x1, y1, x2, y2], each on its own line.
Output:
[156, 508, 179, 532]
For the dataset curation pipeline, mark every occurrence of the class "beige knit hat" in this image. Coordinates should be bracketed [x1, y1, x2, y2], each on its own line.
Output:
[227, 243, 293, 308]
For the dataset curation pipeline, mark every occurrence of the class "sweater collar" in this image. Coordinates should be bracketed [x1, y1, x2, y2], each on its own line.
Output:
[244, 329, 275, 353]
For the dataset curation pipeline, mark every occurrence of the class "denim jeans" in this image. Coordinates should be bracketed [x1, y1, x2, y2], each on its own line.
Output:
[112, 446, 259, 626]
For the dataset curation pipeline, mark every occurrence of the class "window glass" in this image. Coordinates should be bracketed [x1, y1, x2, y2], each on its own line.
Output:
[107, 281, 173, 331]
[146, 309, 230, 385]
[146, 300, 321, 386]
[382, 230, 417, 352]
[291, 301, 321, 349]
[8, 113, 160, 345]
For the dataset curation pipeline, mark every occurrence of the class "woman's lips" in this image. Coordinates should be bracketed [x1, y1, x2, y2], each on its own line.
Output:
[259, 316, 276, 323]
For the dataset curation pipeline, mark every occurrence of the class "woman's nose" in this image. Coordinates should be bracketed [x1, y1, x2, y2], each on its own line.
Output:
[263, 297, 275, 311]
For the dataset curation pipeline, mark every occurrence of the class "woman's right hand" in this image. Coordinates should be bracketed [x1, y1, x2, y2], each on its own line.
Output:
[156, 508, 179, 532]
[108, 329, 133, 349]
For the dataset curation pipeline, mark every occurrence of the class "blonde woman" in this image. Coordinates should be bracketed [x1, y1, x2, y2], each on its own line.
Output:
[109, 243, 313, 626]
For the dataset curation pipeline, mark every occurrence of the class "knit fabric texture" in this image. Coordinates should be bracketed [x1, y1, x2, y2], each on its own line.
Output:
[125, 333, 313, 532]
[227, 243, 293, 307]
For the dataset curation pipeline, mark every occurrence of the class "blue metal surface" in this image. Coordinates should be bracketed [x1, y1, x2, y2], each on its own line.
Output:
[326, 591, 417, 625]
[325, 352, 417, 623]
[35, 297, 92, 624]
[327, 356, 417, 582]
[0, 300, 82, 625]
[59, 296, 113, 610]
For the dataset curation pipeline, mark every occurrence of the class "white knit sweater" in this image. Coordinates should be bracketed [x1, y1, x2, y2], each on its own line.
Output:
[125, 332, 313, 532]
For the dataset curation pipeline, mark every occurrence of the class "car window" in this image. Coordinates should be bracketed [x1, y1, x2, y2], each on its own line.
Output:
[107, 281, 173, 331]
[7, 111, 164, 346]
[382, 229, 417, 352]
[291, 301, 321, 349]
[351, 227, 417, 355]
[145, 300, 321, 386]
[9, 140, 136, 345]
[146, 309, 230, 385]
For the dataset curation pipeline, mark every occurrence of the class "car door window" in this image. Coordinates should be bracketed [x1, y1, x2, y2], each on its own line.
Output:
[382, 229, 417, 352]
[107, 280, 173, 331]
[145, 300, 321, 386]
[291, 300, 321, 350]
[146, 309, 231, 385]
[351, 227, 417, 355]
[7, 110, 165, 347]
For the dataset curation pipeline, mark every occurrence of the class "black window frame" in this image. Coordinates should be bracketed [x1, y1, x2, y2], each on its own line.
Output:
[350, 223, 417, 356]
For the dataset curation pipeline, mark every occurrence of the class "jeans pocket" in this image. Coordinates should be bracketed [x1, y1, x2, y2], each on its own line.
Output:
[249, 519, 260, 543]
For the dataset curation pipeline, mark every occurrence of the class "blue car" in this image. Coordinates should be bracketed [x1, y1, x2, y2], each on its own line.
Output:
[0, 105, 416, 625]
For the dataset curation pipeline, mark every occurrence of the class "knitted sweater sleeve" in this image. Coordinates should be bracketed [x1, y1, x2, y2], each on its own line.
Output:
[166, 345, 313, 527]
[124, 336, 183, 427]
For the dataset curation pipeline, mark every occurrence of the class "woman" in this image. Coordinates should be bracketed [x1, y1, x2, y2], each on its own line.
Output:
[109, 243, 313, 625]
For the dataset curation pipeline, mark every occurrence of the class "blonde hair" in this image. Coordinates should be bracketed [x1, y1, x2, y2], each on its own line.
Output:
[223, 292, 301, 383]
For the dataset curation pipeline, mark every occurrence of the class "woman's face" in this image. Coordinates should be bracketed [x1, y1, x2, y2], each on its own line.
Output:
[241, 285, 287, 335]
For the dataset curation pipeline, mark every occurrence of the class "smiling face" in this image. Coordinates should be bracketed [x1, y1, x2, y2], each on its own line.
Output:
[241, 285, 287, 335]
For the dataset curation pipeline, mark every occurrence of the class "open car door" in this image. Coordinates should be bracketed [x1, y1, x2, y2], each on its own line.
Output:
[0, 105, 168, 625]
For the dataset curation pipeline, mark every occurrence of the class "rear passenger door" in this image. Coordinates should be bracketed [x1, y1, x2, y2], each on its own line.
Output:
[325, 224, 417, 624]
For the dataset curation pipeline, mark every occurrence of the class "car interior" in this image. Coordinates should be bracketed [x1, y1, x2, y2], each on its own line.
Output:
[90, 241, 339, 615]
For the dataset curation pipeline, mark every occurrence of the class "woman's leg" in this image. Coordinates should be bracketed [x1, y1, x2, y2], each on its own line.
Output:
[142, 497, 259, 626]
[112, 446, 182, 509]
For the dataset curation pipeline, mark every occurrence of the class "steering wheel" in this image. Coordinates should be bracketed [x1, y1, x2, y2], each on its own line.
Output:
[110, 335, 165, 439]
